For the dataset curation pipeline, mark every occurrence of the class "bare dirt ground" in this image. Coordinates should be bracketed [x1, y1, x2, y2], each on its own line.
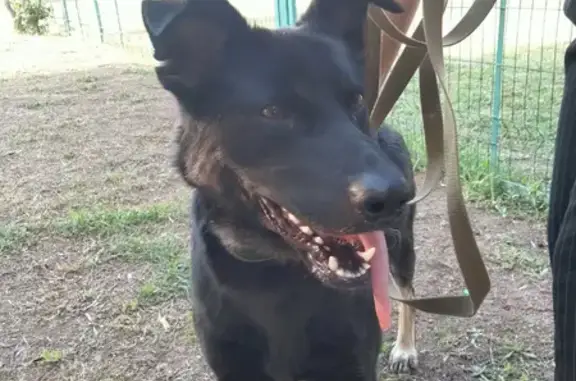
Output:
[0, 36, 554, 381]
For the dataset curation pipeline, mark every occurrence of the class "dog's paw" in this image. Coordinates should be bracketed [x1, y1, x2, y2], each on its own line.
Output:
[388, 344, 418, 374]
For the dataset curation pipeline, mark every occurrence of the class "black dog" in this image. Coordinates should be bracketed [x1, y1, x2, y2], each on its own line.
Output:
[142, 0, 419, 379]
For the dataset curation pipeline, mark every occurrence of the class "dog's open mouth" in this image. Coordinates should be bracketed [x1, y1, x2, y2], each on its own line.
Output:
[259, 197, 392, 330]
[259, 198, 377, 280]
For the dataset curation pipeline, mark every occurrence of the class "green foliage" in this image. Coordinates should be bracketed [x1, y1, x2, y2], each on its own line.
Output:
[11, 0, 52, 35]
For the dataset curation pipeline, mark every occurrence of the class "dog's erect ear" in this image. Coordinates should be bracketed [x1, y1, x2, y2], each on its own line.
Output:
[297, 0, 403, 55]
[141, 0, 249, 89]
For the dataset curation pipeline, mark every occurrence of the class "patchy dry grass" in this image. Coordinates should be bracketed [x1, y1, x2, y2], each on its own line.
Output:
[37, 349, 64, 364]
[53, 203, 191, 306]
[491, 243, 550, 278]
[55, 203, 185, 238]
[0, 224, 32, 254]
[0, 36, 554, 381]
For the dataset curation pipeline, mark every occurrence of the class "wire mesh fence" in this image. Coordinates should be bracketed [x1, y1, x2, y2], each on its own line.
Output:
[45, 0, 576, 214]
[46, 0, 276, 56]
[385, 0, 576, 213]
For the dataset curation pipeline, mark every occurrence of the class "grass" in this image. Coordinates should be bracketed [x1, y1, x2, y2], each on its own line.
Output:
[55, 203, 191, 305]
[106, 232, 191, 305]
[56, 202, 185, 237]
[37, 349, 64, 364]
[388, 44, 563, 218]
[491, 243, 550, 278]
[379, 327, 548, 381]
[470, 340, 541, 381]
[0, 224, 32, 254]
[2, 201, 190, 306]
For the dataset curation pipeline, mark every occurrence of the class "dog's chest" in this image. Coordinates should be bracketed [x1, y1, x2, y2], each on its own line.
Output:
[224, 281, 375, 377]
[192, 228, 379, 377]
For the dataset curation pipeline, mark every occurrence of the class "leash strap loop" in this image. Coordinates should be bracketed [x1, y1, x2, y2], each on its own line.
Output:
[366, 0, 496, 317]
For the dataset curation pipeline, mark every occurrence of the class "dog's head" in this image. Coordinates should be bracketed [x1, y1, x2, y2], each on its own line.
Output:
[142, 0, 412, 287]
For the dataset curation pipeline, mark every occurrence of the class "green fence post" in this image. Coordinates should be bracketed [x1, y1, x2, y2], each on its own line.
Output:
[275, 0, 297, 27]
[93, 0, 104, 42]
[61, 0, 71, 35]
[113, 0, 124, 46]
[286, 0, 297, 25]
[274, 0, 284, 27]
[489, 0, 507, 171]
[74, 0, 84, 37]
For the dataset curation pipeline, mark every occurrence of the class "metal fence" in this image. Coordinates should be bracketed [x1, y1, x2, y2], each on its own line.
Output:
[386, 0, 576, 212]
[46, 0, 576, 212]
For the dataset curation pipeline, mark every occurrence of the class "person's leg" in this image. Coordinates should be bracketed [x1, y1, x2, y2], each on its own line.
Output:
[552, 182, 576, 380]
[548, 39, 576, 380]
[548, 39, 576, 257]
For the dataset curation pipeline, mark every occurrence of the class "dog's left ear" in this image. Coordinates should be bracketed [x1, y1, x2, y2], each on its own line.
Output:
[141, 0, 250, 93]
[297, 0, 403, 56]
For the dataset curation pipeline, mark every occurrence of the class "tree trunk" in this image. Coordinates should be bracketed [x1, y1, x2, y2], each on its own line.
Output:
[4, 0, 15, 19]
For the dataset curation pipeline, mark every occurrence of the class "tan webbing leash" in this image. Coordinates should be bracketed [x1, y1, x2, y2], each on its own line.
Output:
[365, 0, 496, 317]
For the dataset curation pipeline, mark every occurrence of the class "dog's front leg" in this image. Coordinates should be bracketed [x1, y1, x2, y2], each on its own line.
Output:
[375, 126, 419, 373]
[387, 233, 418, 373]
[195, 322, 275, 381]
[304, 372, 377, 381]
[388, 284, 418, 373]
[303, 358, 379, 381]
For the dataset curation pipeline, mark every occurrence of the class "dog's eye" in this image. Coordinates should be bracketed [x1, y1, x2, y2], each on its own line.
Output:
[261, 105, 286, 120]
[352, 93, 364, 108]
[346, 93, 365, 112]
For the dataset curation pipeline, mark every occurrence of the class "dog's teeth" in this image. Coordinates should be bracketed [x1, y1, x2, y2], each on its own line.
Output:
[300, 226, 313, 235]
[362, 262, 371, 270]
[336, 268, 346, 277]
[357, 247, 376, 262]
[328, 256, 339, 271]
[287, 213, 301, 225]
[314, 236, 324, 245]
[323, 246, 331, 252]
[347, 267, 367, 278]
[345, 270, 357, 278]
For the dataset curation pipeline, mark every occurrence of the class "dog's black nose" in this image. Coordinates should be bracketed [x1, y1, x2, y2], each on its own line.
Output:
[349, 173, 410, 220]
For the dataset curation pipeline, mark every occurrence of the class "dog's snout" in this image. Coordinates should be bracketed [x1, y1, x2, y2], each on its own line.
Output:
[349, 173, 410, 220]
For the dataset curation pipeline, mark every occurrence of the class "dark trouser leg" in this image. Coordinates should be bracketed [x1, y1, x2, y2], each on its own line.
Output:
[552, 183, 576, 380]
[548, 39, 576, 381]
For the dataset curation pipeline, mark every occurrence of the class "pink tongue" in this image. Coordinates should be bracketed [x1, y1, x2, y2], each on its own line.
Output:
[357, 231, 391, 331]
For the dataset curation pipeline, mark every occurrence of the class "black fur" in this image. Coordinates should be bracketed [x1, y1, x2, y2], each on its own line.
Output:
[142, 0, 417, 379]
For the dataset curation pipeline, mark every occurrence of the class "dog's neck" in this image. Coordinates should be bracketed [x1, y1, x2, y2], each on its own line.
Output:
[191, 188, 297, 264]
